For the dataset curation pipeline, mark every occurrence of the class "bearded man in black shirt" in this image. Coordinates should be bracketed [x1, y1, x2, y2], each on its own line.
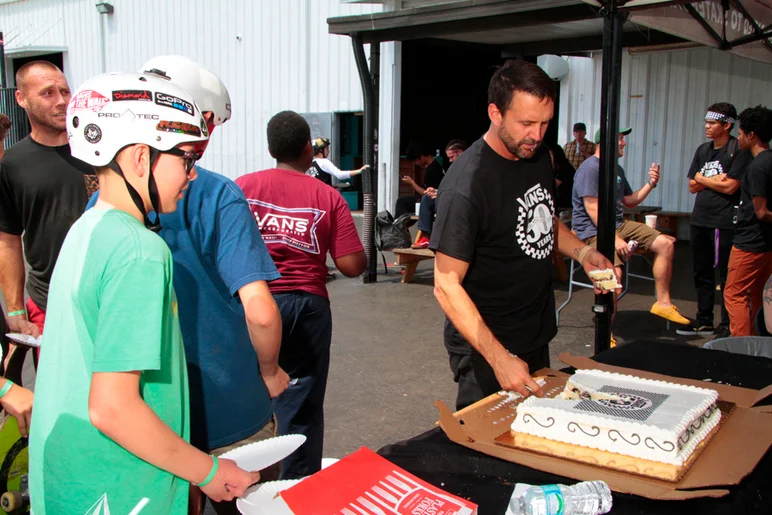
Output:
[0, 61, 94, 336]
[430, 60, 617, 408]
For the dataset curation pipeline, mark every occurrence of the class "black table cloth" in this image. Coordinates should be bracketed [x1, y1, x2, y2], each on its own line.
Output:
[378, 341, 772, 515]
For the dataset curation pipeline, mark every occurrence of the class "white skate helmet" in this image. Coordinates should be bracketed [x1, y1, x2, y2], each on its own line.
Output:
[67, 72, 208, 167]
[140, 55, 231, 126]
[67, 72, 208, 230]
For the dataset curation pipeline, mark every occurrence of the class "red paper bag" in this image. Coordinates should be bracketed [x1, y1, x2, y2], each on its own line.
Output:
[281, 447, 477, 515]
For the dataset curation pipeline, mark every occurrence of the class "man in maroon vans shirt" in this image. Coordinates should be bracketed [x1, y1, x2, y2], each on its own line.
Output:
[236, 110, 366, 479]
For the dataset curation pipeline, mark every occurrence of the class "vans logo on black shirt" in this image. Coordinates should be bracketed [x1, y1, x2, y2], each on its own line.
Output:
[700, 160, 724, 178]
[515, 184, 555, 260]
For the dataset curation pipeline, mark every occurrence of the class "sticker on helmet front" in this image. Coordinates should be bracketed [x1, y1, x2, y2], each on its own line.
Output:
[156, 120, 201, 137]
[154, 92, 194, 116]
[84, 124, 102, 144]
[68, 90, 110, 114]
[112, 90, 153, 102]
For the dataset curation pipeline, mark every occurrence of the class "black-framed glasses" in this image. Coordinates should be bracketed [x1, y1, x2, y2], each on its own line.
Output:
[162, 147, 203, 173]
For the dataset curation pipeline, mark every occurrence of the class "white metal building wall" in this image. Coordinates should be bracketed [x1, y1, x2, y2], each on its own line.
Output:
[0, 0, 381, 178]
[558, 47, 772, 215]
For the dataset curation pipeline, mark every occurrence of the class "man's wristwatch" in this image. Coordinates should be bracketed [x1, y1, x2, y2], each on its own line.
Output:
[648, 180, 657, 189]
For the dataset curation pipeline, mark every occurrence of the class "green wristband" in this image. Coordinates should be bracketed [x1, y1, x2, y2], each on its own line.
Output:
[196, 455, 218, 487]
[7, 310, 25, 317]
[0, 380, 14, 399]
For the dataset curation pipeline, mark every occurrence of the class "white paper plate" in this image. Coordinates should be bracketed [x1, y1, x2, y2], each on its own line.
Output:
[220, 434, 306, 473]
[237, 479, 304, 515]
[5, 333, 41, 348]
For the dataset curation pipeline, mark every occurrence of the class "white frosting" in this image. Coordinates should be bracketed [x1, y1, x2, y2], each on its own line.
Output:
[512, 370, 721, 465]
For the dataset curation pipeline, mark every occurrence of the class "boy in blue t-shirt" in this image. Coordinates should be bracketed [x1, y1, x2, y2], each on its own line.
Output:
[30, 72, 258, 514]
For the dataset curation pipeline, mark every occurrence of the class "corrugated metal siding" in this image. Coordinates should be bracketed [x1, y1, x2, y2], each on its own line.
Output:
[559, 47, 772, 214]
[1, 0, 381, 178]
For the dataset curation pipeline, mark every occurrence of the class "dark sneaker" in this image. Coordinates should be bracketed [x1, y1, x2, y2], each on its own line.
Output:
[676, 322, 714, 336]
[713, 326, 731, 339]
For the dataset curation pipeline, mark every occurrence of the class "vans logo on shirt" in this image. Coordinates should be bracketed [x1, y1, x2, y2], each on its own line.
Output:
[700, 160, 724, 178]
[247, 200, 325, 254]
[515, 184, 555, 260]
[84, 493, 150, 514]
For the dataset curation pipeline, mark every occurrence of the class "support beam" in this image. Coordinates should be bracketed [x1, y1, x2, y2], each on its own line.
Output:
[595, 0, 625, 353]
[684, 3, 725, 47]
[352, 35, 379, 283]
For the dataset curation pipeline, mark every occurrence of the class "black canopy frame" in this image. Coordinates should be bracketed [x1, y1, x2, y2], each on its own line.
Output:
[328, 0, 772, 351]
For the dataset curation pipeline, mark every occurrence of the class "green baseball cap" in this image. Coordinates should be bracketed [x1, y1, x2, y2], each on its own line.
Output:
[594, 127, 632, 144]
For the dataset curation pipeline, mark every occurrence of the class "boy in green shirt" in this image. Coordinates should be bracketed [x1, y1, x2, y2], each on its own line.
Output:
[29, 72, 259, 514]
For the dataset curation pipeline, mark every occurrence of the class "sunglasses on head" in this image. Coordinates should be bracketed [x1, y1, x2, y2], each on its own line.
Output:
[161, 147, 203, 173]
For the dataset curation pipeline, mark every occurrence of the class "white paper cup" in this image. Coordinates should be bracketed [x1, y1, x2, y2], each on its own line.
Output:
[645, 214, 657, 229]
[415, 203, 421, 216]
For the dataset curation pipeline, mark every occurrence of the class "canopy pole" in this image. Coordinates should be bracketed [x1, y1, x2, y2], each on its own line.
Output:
[352, 35, 379, 283]
[595, 0, 624, 354]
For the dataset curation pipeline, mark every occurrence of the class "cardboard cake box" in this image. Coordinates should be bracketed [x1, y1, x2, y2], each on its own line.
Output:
[436, 352, 772, 501]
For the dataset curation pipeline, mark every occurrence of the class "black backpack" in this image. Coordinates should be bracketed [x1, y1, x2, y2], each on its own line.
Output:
[374, 210, 416, 274]
[375, 210, 414, 251]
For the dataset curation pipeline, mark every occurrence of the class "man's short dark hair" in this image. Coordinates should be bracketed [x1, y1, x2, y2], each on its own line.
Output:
[444, 139, 467, 152]
[266, 111, 310, 163]
[708, 102, 738, 128]
[738, 106, 772, 144]
[405, 140, 432, 161]
[488, 60, 556, 115]
[0, 113, 11, 140]
[15, 60, 63, 92]
[573, 122, 587, 132]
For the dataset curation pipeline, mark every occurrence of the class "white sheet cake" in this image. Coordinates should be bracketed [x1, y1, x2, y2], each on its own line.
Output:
[511, 370, 721, 465]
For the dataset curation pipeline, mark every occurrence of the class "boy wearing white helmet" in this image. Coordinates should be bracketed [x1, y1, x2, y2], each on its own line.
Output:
[88, 56, 288, 514]
[29, 72, 258, 514]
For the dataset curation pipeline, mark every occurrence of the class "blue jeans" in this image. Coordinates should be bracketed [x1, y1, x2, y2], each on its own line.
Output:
[272, 291, 332, 479]
[417, 195, 436, 234]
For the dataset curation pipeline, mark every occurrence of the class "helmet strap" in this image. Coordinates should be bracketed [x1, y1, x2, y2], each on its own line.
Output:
[106, 147, 163, 232]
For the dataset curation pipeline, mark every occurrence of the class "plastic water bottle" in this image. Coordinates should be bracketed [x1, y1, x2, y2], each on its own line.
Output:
[508, 481, 612, 515]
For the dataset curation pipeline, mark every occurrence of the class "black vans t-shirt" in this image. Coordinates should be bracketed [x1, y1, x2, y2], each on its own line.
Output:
[430, 138, 557, 356]
[0, 136, 96, 310]
[687, 138, 749, 229]
[733, 150, 772, 252]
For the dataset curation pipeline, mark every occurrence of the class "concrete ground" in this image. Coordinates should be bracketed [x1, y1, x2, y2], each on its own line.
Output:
[322, 216, 715, 459]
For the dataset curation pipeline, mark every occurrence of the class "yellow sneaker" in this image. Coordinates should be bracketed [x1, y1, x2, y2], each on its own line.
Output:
[610, 334, 617, 348]
[650, 302, 690, 325]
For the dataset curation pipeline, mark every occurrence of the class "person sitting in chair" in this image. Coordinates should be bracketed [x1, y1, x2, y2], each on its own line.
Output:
[406, 139, 467, 249]
[572, 127, 690, 326]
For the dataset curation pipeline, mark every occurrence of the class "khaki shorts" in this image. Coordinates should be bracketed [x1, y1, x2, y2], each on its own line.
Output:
[211, 415, 280, 481]
[584, 220, 660, 267]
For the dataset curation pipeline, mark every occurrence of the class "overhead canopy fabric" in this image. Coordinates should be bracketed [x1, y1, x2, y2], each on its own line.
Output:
[329, 0, 772, 63]
[613, 1, 772, 63]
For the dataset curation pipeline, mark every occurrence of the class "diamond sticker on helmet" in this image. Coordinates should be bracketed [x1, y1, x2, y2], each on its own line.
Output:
[156, 120, 201, 137]
[84, 124, 102, 144]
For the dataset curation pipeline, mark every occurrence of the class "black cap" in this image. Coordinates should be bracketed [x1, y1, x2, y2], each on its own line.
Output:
[573, 123, 587, 132]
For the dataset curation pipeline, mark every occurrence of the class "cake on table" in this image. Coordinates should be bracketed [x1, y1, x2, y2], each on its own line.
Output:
[510, 370, 721, 474]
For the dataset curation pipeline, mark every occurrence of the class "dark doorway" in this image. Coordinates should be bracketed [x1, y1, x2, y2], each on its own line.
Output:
[399, 40, 562, 164]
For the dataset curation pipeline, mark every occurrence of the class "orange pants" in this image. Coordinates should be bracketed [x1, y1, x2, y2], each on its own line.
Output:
[724, 246, 772, 336]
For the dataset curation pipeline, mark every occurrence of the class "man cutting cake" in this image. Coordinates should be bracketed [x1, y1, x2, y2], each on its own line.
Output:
[430, 61, 618, 408]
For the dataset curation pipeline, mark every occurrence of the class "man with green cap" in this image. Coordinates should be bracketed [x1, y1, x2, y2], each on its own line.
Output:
[572, 127, 690, 327]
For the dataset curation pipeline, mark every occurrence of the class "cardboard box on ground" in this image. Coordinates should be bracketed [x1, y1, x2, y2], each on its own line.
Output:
[436, 353, 772, 501]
